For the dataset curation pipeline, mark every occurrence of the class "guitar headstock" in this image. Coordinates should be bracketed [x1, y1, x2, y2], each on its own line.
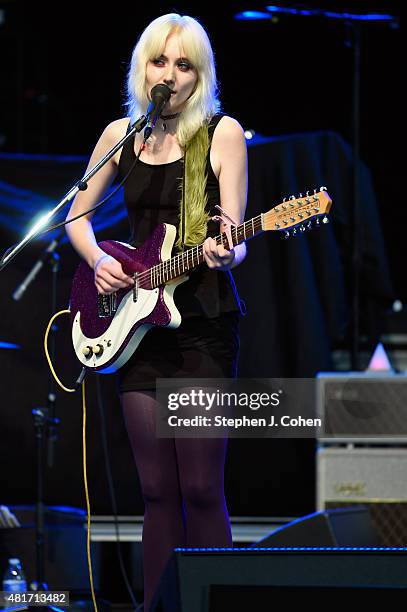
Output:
[263, 187, 332, 237]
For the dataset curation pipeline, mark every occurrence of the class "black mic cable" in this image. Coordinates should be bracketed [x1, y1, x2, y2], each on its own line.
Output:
[143, 83, 172, 142]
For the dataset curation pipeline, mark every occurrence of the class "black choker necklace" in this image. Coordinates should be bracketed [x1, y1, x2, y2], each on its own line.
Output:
[160, 112, 180, 131]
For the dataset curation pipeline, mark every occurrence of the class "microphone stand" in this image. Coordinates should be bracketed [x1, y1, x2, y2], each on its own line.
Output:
[13, 230, 73, 596]
[10, 232, 64, 594]
[12, 234, 62, 302]
[31, 238, 61, 593]
[0, 114, 148, 272]
[235, 5, 399, 370]
[0, 112, 148, 603]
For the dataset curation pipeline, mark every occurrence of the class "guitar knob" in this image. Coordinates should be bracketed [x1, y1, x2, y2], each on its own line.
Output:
[93, 344, 104, 356]
[82, 346, 93, 357]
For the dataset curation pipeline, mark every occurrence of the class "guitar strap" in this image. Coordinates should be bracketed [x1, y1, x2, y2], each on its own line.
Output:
[181, 146, 186, 252]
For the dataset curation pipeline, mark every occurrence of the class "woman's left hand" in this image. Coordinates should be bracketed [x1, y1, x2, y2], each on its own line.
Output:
[203, 223, 235, 271]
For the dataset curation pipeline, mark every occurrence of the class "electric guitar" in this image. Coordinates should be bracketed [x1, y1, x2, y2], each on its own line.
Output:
[70, 188, 332, 372]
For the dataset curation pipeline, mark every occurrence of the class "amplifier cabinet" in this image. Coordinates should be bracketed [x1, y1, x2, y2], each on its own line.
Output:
[316, 373, 407, 444]
[317, 446, 407, 546]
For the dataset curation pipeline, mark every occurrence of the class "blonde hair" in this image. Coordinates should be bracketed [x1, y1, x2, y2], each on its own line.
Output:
[125, 13, 220, 146]
[125, 14, 221, 249]
[175, 124, 210, 250]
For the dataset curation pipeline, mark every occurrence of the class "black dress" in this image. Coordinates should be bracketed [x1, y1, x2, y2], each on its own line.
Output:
[117, 114, 243, 392]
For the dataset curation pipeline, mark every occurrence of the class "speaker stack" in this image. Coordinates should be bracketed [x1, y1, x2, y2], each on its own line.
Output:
[316, 372, 407, 546]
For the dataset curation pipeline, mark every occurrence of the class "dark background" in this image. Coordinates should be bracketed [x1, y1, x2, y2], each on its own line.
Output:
[1, 0, 404, 296]
[0, 1, 403, 519]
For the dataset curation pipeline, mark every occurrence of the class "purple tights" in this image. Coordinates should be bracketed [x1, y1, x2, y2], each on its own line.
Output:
[121, 390, 233, 611]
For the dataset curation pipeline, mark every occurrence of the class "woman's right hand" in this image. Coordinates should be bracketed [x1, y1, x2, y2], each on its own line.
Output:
[93, 254, 134, 295]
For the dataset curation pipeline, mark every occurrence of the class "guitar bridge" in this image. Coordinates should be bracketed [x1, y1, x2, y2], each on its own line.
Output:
[98, 292, 118, 318]
[133, 273, 139, 303]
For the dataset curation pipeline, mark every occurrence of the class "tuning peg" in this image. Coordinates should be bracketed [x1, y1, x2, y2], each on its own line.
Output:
[292, 228, 297, 236]
[284, 231, 290, 239]
[299, 224, 306, 232]
[306, 221, 313, 230]
[320, 186, 327, 192]
[322, 216, 329, 224]
[315, 218, 320, 226]
[289, 195, 296, 200]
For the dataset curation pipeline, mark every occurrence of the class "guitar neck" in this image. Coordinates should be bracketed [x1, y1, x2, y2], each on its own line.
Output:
[149, 215, 264, 288]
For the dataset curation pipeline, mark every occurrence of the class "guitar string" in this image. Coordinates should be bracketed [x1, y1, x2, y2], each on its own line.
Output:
[138, 216, 264, 288]
[141, 193, 324, 287]
[124, 192, 325, 289]
[135, 200, 324, 288]
[134, 215, 264, 289]
[138, 218, 260, 286]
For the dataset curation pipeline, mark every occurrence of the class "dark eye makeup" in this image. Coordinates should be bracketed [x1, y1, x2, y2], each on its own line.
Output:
[151, 57, 193, 71]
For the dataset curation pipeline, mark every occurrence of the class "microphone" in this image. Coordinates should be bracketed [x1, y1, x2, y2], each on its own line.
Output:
[143, 84, 172, 141]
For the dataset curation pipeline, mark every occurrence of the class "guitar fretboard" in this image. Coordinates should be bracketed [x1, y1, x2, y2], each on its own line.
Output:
[138, 214, 264, 289]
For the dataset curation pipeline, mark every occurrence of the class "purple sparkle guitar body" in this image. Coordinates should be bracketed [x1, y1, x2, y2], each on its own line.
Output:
[70, 223, 186, 373]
